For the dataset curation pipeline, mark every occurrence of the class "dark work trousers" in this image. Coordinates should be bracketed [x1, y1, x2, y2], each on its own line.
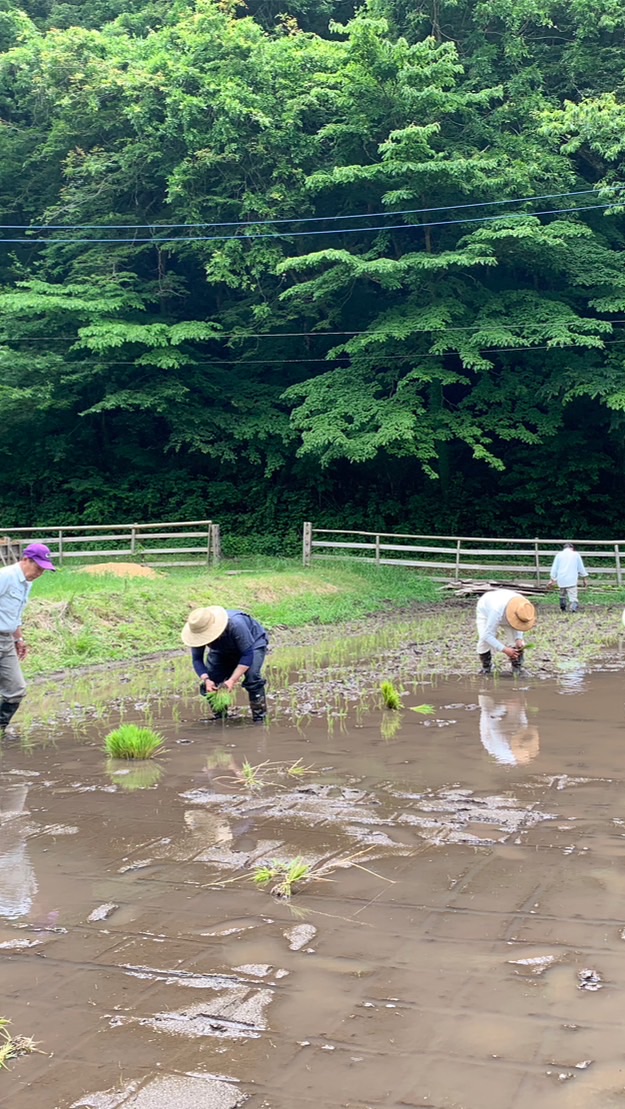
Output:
[205, 647, 267, 698]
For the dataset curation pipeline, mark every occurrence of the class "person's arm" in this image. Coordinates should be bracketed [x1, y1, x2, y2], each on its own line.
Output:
[577, 554, 588, 584]
[223, 617, 254, 691]
[482, 608, 507, 653]
[191, 646, 217, 691]
[549, 554, 559, 586]
[13, 626, 26, 661]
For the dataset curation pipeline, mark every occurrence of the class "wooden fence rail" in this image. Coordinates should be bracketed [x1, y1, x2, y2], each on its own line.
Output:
[0, 519, 221, 568]
[302, 523, 625, 585]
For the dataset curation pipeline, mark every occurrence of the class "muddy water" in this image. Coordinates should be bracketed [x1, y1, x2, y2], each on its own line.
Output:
[2, 671, 625, 1108]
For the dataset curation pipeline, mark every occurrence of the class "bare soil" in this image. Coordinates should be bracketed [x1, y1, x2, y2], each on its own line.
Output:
[78, 562, 162, 579]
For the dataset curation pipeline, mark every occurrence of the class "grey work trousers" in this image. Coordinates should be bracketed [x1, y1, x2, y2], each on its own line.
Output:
[0, 634, 27, 703]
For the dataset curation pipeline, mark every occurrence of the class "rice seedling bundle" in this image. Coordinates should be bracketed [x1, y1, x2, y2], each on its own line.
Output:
[103, 724, 164, 760]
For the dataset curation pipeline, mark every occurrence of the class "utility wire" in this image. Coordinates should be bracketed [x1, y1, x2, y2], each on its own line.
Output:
[9, 337, 625, 367]
[5, 320, 625, 342]
[2, 185, 621, 232]
[0, 201, 617, 245]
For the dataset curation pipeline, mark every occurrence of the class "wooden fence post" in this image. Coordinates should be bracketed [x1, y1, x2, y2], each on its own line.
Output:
[534, 538, 541, 584]
[375, 533, 381, 566]
[58, 529, 64, 567]
[130, 523, 138, 556]
[455, 538, 461, 580]
[615, 543, 622, 587]
[302, 522, 312, 567]
[210, 524, 221, 566]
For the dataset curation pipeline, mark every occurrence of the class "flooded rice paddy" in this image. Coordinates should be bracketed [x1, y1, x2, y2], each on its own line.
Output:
[3, 632, 625, 1108]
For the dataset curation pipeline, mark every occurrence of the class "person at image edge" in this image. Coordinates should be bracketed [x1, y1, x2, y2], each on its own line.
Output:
[0, 543, 56, 731]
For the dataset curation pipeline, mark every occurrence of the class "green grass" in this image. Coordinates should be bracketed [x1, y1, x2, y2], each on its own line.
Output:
[103, 724, 164, 759]
[21, 559, 438, 676]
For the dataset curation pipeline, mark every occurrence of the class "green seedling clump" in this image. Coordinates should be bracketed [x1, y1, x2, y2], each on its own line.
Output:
[409, 704, 436, 715]
[380, 680, 402, 711]
[207, 689, 233, 715]
[0, 1019, 38, 1068]
[103, 724, 164, 760]
[253, 856, 312, 899]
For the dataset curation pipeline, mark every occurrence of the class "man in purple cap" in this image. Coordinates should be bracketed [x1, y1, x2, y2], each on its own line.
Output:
[0, 543, 56, 731]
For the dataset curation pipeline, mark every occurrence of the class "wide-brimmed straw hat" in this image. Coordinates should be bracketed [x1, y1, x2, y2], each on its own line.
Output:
[505, 596, 537, 631]
[181, 606, 228, 647]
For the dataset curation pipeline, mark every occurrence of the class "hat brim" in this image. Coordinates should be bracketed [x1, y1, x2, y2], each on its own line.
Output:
[181, 607, 228, 647]
[32, 558, 56, 571]
[506, 602, 537, 631]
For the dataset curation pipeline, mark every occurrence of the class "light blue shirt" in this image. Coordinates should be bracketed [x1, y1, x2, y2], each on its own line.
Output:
[550, 548, 587, 588]
[0, 564, 32, 633]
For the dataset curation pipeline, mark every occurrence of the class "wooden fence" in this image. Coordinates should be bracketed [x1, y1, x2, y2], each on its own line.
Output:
[302, 523, 625, 585]
[0, 520, 221, 568]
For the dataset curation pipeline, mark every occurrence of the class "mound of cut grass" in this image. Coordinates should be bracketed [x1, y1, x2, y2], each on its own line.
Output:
[103, 723, 164, 760]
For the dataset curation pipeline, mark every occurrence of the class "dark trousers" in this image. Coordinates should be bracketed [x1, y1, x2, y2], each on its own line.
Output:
[205, 648, 267, 698]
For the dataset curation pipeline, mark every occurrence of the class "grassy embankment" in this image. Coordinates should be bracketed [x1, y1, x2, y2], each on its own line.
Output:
[19, 557, 625, 683]
[22, 558, 440, 676]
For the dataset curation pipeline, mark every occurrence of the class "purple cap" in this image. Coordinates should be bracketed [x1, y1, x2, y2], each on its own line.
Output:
[22, 543, 57, 571]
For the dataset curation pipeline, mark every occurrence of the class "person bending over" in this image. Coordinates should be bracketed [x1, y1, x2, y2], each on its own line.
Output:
[476, 589, 537, 675]
[181, 606, 268, 723]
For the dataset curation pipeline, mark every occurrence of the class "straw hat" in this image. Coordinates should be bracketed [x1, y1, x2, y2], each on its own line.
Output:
[181, 606, 228, 647]
[505, 596, 537, 631]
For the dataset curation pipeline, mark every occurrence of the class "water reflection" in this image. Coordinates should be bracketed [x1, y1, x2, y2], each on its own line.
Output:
[478, 694, 540, 766]
[0, 780, 37, 919]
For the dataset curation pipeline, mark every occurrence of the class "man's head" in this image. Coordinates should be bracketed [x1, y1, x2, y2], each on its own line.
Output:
[563, 542, 575, 550]
[20, 543, 56, 581]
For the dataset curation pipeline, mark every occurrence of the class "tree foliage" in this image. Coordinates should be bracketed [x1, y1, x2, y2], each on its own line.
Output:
[0, 0, 625, 540]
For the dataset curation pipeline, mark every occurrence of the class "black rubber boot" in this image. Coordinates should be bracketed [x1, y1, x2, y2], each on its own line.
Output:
[570, 601, 579, 613]
[511, 649, 525, 673]
[479, 651, 492, 675]
[249, 692, 267, 724]
[0, 699, 21, 730]
[559, 597, 567, 612]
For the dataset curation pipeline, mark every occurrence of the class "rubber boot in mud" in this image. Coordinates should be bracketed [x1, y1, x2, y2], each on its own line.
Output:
[0, 699, 21, 731]
[479, 652, 492, 675]
[249, 692, 267, 724]
[559, 597, 567, 612]
[570, 601, 579, 613]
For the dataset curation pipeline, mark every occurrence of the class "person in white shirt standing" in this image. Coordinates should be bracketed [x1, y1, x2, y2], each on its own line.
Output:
[549, 542, 588, 613]
[0, 543, 56, 732]
[476, 589, 537, 675]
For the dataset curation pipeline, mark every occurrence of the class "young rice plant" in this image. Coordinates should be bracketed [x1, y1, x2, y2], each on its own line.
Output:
[380, 680, 402, 710]
[103, 724, 164, 760]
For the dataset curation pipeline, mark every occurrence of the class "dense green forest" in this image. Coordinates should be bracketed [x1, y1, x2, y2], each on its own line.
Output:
[2, 0, 625, 546]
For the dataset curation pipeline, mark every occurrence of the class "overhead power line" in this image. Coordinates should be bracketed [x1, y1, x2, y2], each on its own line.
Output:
[1, 185, 621, 232]
[0, 201, 618, 246]
[5, 321, 625, 343]
[6, 336, 624, 367]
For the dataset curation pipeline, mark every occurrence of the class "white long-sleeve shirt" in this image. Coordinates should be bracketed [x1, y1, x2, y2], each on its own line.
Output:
[0, 563, 31, 634]
[476, 589, 525, 653]
[549, 548, 587, 588]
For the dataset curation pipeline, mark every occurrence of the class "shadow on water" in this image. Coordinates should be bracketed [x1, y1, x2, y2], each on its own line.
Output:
[3, 661, 625, 1108]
